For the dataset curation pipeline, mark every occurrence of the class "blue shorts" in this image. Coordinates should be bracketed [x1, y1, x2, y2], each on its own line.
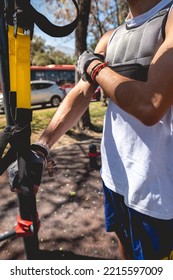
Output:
[102, 182, 173, 260]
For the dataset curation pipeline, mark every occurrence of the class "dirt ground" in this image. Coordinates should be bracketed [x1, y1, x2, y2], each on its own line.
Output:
[0, 131, 121, 260]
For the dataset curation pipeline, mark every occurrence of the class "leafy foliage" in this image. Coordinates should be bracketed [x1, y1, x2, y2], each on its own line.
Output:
[31, 35, 75, 65]
[31, 1, 129, 65]
[30, 0, 128, 130]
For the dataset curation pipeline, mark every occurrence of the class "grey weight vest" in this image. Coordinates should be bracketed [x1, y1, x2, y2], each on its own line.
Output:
[106, 2, 173, 81]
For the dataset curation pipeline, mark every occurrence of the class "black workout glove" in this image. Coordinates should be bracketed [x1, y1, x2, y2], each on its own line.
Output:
[7, 148, 46, 194]
[7, 143, 57, 195]
[76, 50, 104, 81]
[31, 143, 58, 178]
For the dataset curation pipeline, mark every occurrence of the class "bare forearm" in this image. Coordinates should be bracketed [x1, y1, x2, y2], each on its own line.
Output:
[37, 80, 96, 148]
[87, 60, 168, 125]
[95, 67, 153, 123]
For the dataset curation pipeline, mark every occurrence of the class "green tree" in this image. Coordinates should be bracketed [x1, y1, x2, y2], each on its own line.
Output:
[88, 0, 117, 50]
[32, 0, 129, 130]
[74, 0, 92, 130]
[43, 0, 92, 129]
[30, 35, 46, 64]
[31, 35, 75, 65]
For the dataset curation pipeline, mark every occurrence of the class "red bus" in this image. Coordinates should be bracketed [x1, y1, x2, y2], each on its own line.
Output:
[30, 64, 75, 93]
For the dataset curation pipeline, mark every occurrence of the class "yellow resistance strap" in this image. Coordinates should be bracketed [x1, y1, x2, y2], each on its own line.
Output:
[8, 25, 31, 109]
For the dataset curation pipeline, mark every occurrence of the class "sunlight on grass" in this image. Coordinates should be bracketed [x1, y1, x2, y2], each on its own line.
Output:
[0, 101, 107, 132]
[89, 102, 107, 127]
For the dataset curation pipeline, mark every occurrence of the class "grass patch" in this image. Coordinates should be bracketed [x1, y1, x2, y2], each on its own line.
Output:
[31, 108, 56, 133]
[0, 108, 56, 131]
[0, 101, 107, 132]
[89, 101, 106, 127]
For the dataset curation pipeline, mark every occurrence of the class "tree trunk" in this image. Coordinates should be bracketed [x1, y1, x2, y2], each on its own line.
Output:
[116, 0, 129, 25]
[75, 0, 91, 58]
[75, 0, 92, 130]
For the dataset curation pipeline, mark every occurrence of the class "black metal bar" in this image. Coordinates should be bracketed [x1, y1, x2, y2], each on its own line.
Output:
[15, 108, 40, 259]
[17, 193, 40, 259]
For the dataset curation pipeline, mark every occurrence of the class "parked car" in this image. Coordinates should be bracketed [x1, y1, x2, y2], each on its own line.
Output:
[31, 80, 66, 107]
[0, 80, 66, 111]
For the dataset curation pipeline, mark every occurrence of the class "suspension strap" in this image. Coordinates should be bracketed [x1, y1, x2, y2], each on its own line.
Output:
[14, 0, 79, 38]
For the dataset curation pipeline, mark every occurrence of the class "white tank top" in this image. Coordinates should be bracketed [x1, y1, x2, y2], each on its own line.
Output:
[101, 0, 173, 220]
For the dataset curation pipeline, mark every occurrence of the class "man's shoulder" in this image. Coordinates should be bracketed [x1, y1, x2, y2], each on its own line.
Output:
[102, 29, 116, 41]
[94, 29, 116, 54]
[165, 6, 173, 37]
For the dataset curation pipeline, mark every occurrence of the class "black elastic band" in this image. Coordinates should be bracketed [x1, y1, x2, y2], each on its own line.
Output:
[30, 1, 79, 37]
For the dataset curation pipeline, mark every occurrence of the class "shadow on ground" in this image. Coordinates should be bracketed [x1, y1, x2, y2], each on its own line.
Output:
[0, 140, 120, 260]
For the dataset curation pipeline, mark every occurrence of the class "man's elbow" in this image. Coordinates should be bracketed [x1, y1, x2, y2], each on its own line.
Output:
[141, 116, 159, 126]
[139, 108, 166, 126]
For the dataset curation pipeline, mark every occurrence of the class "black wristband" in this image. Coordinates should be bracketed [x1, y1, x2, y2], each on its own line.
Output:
[31, 144, 48, 157]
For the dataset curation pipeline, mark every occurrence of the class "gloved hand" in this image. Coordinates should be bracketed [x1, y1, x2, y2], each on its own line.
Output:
[76, 50, 104, 81]
[31, 143, 58, 177]
[7, 148, 46, 195]
[7, 143, 57, 195]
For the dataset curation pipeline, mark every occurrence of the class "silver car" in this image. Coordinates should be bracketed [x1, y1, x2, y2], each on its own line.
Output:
[31, 80, 66, 107]
[0, 80, 66, 110]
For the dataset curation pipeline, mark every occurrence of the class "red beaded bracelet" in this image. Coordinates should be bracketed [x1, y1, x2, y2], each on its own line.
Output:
[89, 62, 102, 78]
[91, 62, 109, 81]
